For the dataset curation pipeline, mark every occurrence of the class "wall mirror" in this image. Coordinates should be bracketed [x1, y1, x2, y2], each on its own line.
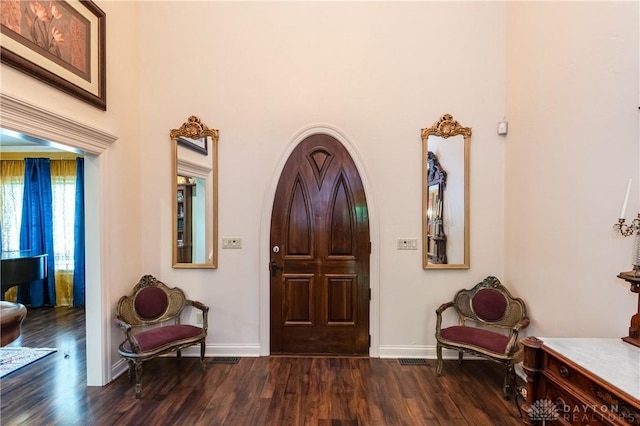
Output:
[170, 116, 219, 269]
[421, 114, 471, 269]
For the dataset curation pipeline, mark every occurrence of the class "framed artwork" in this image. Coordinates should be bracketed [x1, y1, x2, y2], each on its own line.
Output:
[177, 136, 208, 156]
[0, 0, 106, 110]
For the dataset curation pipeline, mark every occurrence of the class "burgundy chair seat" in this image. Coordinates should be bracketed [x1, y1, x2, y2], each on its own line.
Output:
[123, 324, 204, 353]
[440, 325, 509, 355]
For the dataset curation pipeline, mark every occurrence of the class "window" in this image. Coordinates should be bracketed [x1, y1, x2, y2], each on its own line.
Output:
[1, 159, 77, 271]
[0, 160, 24, 253]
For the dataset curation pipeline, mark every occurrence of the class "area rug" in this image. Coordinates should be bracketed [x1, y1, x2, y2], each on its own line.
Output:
[0, 347, 57, 378]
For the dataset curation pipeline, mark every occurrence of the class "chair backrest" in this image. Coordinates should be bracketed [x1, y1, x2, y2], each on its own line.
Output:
[452, 276, 527, 329]
[115, 275, 188, 327]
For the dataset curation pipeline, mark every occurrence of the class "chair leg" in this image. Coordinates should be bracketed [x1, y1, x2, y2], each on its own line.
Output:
[177, 349, 182, 360]
[503, 363, 515, 400]
[436, 344, 443, 376]
[200, 341, 206, 371]
[134, 361, 143, 399]
[458, 351, 463, 365]
[127, 360, 134, 382]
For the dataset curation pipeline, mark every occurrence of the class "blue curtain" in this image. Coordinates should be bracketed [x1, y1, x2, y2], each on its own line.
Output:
[19, 158, 56, 307]
[73, 158, 85, 307]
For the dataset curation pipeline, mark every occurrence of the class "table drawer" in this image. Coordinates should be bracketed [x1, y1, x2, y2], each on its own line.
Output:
[543, 379, 611, 425]
[543, 353, 640, 425]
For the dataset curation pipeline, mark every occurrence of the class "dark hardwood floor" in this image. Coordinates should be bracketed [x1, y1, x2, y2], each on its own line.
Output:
[1, 308, 524, 425]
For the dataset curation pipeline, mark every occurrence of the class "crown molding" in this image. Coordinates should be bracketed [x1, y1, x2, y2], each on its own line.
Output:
[0, 92, 116, 155]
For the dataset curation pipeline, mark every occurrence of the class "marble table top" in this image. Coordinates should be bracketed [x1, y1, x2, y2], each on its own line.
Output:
[541, 337, 640, 401]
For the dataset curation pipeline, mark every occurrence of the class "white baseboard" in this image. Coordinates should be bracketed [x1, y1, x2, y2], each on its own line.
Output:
[110, 344, 261, 381]
[378, 345, 475, 360]
[111, 358, 129, 380]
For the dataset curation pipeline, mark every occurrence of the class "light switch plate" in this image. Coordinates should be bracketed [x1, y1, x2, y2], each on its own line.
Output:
[222, 238, 242, 249]
[397, 238, 418, 250]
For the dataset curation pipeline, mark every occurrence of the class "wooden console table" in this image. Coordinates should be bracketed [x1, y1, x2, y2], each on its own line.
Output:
[521, 337, 640, 425]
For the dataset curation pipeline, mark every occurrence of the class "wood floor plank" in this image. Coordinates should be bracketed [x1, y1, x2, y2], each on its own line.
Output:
[0, 308, 523, 425]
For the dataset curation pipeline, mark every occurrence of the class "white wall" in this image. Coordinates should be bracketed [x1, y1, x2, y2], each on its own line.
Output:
[505, 1, 639, 338]
[139, 1, 507, 357]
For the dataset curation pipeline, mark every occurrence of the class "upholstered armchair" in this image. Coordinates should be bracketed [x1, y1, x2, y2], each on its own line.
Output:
[113, 275, 209, 398]
[435, 276, 529, 399]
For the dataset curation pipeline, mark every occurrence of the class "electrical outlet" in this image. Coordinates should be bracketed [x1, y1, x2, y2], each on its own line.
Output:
[222, 238, 242, 249]
[397, 238, 418, 250]
[196, 312, 204, 325]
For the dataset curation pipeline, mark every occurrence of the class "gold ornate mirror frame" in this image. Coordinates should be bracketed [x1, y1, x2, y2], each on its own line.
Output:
[170, 116, 219, 269]
[421, 114, 471, 269]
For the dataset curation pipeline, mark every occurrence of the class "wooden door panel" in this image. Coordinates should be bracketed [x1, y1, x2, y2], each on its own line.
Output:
[282, 275, 314, 325]
[326, 275, 357, 325]
[329, 177, 354, 256]
[271, 134, 370, 355]
[287, 177, 313, 256]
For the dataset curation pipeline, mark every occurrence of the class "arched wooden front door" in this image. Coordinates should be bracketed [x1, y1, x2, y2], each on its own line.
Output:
[270, 134, 370, 355]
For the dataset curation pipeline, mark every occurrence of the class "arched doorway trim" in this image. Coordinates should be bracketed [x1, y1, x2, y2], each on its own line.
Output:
[259, 124, 380, 356]
[0, 92, 117, 385]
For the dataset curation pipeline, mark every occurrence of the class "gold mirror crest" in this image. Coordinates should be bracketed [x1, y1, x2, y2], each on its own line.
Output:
[421, 113, 472, 139]
[170, 116, 219, 142]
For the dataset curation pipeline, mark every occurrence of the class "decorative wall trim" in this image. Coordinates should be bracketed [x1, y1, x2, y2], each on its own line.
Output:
[0, 92, 116, 154]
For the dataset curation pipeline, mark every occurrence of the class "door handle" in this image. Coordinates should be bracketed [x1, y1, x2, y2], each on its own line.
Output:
[270, 261, 283, 277]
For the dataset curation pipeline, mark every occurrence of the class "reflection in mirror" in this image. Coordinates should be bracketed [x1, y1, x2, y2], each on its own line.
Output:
[421, 114, 471, 269]
[426, 152, 447, 264]
[170, 116, 219, 268]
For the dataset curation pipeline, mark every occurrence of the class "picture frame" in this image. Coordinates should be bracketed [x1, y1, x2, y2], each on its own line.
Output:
[0, 0, 106, 110]
[177, 136, 208, 156]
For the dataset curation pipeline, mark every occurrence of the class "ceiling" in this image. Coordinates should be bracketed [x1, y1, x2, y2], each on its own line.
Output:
[0, 128, 74, 153]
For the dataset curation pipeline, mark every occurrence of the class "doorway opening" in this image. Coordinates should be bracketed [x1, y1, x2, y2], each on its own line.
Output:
[0, 92, 116, 385]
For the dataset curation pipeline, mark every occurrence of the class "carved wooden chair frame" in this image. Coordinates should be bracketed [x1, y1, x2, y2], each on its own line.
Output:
[435, 276, 530, 398]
